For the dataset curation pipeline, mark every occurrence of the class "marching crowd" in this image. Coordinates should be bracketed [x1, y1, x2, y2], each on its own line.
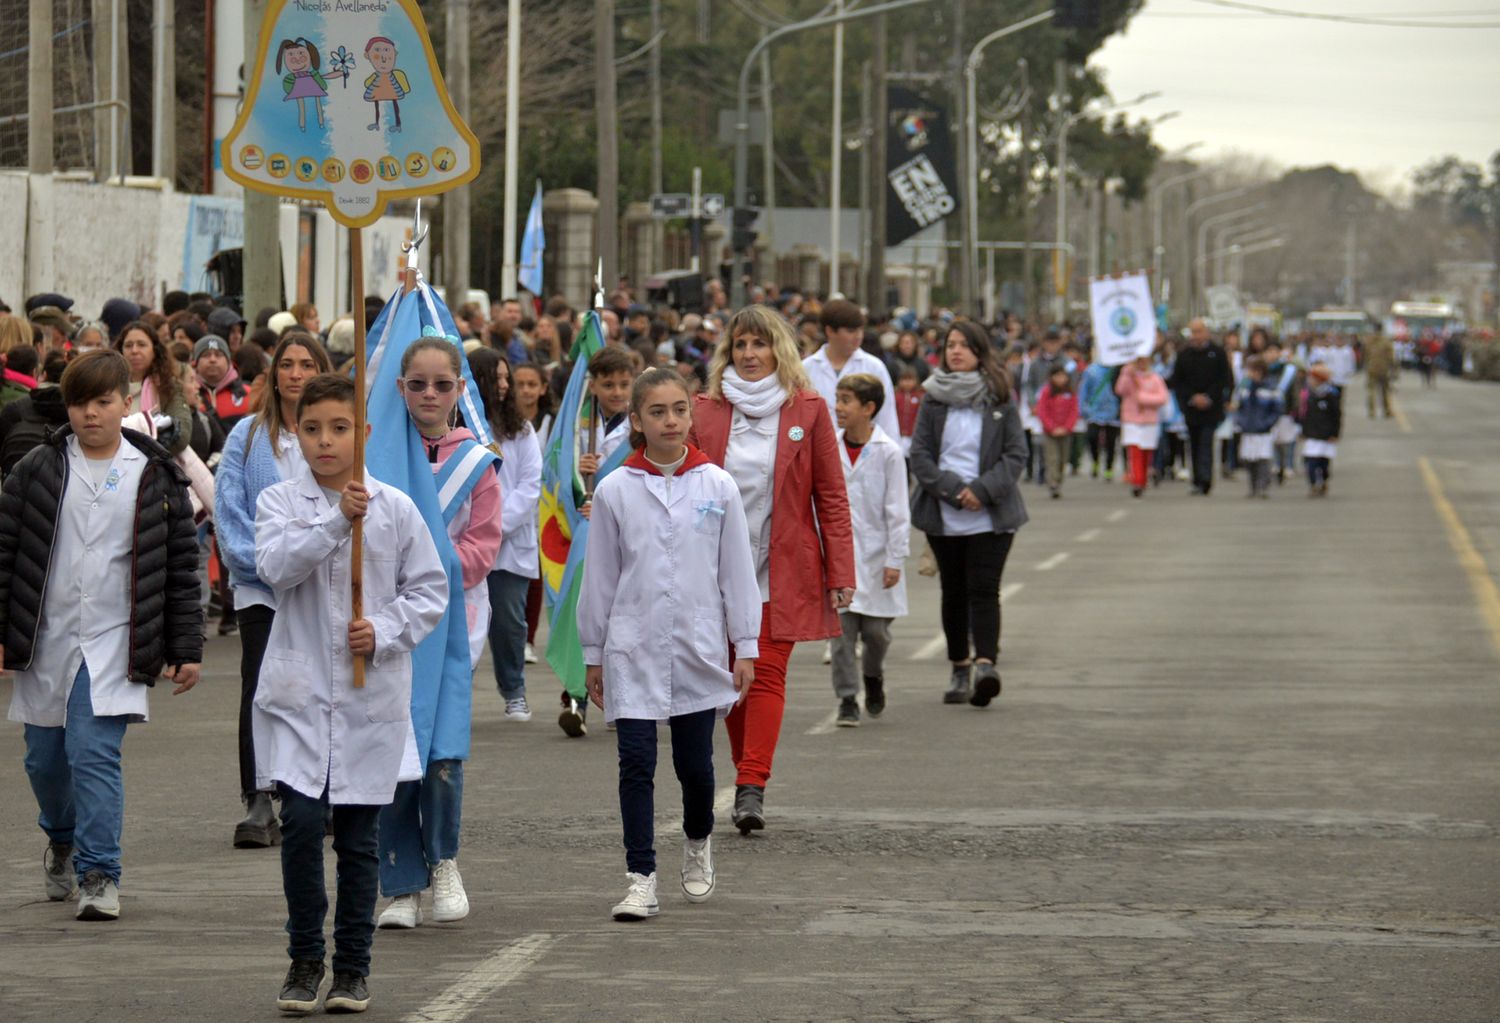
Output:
[0, 282, 1369, 1013]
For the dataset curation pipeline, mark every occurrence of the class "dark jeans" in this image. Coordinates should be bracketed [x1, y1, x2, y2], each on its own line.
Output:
[1186, 416, 1219, 492]
[486, 570, 530, 699]
[927, 531, 1015, 663]
[1087, 422, 1119, 472]
[277, 784, 380, 976]
[1306, 456, 1332, 487]
[616, 709, 716, 876]
[237, 604, 275, 797]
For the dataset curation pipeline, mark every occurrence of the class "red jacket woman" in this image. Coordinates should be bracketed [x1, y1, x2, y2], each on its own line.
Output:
[688, 305, 854, 834]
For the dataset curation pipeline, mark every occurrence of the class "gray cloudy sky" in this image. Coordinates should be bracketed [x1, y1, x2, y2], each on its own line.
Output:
[1091, 0, 1500, 193]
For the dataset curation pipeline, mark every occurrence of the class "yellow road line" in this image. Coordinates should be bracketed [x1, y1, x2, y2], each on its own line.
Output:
[1418, 456, 1500, 661]
[1391, 398, 1413, 434]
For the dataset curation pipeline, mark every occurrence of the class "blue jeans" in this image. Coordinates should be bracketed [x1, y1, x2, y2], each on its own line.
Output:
[378, 758, 463, 896]
[486, 570, 531, 700]
[277, 784, 380, 976]
[23, 663, 129, 883]
[616, 710, 717, 876]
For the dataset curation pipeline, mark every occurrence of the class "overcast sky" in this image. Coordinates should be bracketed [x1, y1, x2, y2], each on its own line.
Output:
[1091, 0, 1500, 194]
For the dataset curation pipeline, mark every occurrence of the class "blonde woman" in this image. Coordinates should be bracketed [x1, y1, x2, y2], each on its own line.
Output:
[687, 305, 854, 834]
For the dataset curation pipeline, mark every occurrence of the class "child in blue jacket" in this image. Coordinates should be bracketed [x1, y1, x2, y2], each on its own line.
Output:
[1233, 356, 1284, 499]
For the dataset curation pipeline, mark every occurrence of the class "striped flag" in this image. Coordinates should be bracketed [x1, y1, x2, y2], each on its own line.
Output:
[519, 181, 545, 297]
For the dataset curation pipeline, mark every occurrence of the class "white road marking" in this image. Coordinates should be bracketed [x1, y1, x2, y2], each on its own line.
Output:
[403, 933, 557, 1023]
[1106, 509, 1129, 523]
[909, 583, 1023, 661]
[714, 784, 737, 814]
[1075, 528, 1102, 543]
[1036, 552, 1070, 572]
[805, 709, 842, 735]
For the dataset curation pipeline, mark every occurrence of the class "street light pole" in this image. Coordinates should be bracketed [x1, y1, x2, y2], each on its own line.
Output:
[1182, 187, 1248, 316]
[830, 0, 845, 296]
[1196, 203, 1265, 312]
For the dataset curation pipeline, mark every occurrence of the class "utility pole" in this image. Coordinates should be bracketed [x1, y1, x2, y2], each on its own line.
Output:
[243, 0, 282, 317]
[760, 35, 776, 256]
[952, 0, 973, 316]
[27, 0, 52, 175]
[152, 0, 176, 184]
[859, 60, 871, 292]
[500, 0, 521, 298]
[649, 0, 664, 272]
[829, 0, 846, 296]
[595, 0, 619, 290]
[1019, 117, 1035, 319]
[1052, 58, 1067, 323]
[867, 13, 886, 311]
[1343, 217, 1358, 307]
[444, 0, 471, 307]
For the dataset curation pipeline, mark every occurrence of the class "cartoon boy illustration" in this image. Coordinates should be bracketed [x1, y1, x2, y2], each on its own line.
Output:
[362, 37, 411, 134]
[277, 37, 343, 132]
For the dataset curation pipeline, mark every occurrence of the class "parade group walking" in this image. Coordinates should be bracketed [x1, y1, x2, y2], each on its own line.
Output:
[0, 285, 1370, 1013]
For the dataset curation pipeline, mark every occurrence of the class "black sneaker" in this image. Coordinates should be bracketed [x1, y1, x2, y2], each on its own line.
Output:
[325, 972, 370, 1014]
[276, 959, 325, 1015]
[970, 663, 1002, 708]
[863, 676, 886, 717]
[558, 693, 587, 738]
[943, 665, 972, 704]
[835, 697, 860, 727]
[732, 784, 765, 835]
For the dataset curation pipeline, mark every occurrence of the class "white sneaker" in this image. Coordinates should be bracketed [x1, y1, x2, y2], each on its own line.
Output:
[76, 871, 119, 920]
[611, 872, 659, 921]
[523, 643, 538, 664]
[681, 837, 715, 903]
[431, 859, 470, 922]
[822, 641, 832, 665]
[377, 893, 423, 929]
[504, 696, 532, 722]
[43, 842, 74, 901]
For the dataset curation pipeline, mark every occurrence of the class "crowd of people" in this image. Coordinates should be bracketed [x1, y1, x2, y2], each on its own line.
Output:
[0, 280, 1378, 1013]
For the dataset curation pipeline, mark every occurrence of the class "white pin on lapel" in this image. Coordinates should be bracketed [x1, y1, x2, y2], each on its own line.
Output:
[788, 426, 805, 442]
[992, 410, 1003, 420]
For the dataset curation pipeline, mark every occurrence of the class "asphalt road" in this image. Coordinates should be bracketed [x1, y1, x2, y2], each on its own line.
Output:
[1, 372, 1497, 1022]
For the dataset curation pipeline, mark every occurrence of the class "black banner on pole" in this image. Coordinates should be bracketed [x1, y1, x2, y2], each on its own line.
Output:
[885, 85, 961, 247]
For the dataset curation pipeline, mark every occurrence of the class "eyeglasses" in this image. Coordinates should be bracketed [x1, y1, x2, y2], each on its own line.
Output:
[401, 378, 459, 394]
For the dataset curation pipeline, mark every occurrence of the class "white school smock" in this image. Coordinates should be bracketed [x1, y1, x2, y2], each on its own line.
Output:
[803, 346, 901, 442]
[577, 456, 762, 724]
[251, 470, 448, 805]
[837, 425, 910, 619]
[9, 437, 148, 726]
[493, 424, 543, 580]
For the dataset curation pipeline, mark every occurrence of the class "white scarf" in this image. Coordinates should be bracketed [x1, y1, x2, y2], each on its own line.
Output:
[720, 366, 788, 420]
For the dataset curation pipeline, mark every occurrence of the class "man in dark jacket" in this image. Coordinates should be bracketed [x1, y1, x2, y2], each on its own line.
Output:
[1171, 318, 1235, 494]
[0, 349, 201, 921]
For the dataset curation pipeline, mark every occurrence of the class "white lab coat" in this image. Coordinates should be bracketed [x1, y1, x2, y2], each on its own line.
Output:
[803, 346, 902, 442]
[577, 456, 762, 724]
[251, 470, 449, 804]
[837, 425, 910, 619]
[493, 424, 543, 580]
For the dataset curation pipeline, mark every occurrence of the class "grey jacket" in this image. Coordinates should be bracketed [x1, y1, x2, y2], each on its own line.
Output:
[909, 394, 1029, 536]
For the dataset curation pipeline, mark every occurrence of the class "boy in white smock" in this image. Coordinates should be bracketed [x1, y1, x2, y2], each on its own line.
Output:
[830, 373, 909, 726]
[252, 374, 448, 1015]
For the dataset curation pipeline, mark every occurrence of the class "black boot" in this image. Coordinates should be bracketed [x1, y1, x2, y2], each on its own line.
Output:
[732, 784, 765, 835]
[863, 675, 886, 718]
[943, 665, 972, 704]
[234, 791, 281, 849]
[970, 663, 1002, 708]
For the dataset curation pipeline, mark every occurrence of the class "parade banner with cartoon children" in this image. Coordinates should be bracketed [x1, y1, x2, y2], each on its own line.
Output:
[221, 0, 478, 228]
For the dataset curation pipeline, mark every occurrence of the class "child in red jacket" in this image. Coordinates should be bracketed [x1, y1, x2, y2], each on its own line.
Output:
[1036, 367, 1079, 500]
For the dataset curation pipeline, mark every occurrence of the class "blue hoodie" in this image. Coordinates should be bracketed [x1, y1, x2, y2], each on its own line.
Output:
[1078, 363, 1121, 425]
[1234, 377, 1284, 435]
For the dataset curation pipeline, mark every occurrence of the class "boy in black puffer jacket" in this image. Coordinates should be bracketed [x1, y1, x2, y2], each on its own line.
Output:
[0, 350, 202, 922]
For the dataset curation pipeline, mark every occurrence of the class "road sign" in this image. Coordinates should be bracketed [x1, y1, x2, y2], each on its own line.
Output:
[651, 193, 692, 218]
[700, 193, 725, 218]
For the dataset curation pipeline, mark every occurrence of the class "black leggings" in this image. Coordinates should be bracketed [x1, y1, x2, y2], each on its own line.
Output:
[237, 604, 275, 797]
[1086, 423, 1119, 471]
[927, 531, 1015, 663]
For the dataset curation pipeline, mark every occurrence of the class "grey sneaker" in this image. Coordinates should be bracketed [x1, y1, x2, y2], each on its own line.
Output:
[835, 697, 860, 727]
[970, 663, 1002, 708]
[503, 696, 532, 722]
[44, 841, 74, 901]
[732, 784, 765, 834]
[681, 837, 716, 903]
[324, 972, 370, 1013]
[943, 665, 973, 704]
[76, 870, 119, 920]
[276, 959, 326, 1015]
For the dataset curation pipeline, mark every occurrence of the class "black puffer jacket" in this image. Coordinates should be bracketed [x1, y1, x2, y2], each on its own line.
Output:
[0, 427, 203, 682]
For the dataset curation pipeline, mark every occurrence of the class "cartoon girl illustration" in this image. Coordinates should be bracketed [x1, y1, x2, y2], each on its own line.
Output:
[276, 37, 344, 132]
[362, 37, 411, 133]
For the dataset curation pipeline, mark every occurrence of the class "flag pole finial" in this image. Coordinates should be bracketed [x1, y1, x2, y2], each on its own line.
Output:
[593, 259, 605, 311]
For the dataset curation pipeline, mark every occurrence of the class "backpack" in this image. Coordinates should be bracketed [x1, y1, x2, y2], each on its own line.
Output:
[1, 411, 58, 477]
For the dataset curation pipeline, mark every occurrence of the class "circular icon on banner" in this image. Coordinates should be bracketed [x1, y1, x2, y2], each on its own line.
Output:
[376, 156, 401, 181]
[1109, 305, 1137, 337]
[405, 152, 429, 178]
[266, 153, 291, 179]
[788, 426, 805, 442]
[321, 158, 345, 184]
[294, 157, 319, 182]
[350, 160, 374, 184]
[432, 147, 457, 173]
[239, 146, 264, 171]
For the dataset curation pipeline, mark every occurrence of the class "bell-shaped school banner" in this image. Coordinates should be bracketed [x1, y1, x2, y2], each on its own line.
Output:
[221, 0, 479, 227]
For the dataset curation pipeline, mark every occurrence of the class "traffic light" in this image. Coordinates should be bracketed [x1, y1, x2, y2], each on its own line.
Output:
[1053, 0, 1100, 30]
[732, 207, 761, 252]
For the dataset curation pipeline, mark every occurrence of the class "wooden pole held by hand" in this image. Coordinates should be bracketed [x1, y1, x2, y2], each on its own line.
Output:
[351, 228, 367, 688]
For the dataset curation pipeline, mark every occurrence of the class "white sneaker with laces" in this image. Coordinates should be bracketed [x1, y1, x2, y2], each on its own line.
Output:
[44, 842, 74, 901]
[611, 872, 659, 921]
[681, 837, 715, 903]
[75, 871, 119, 920]
[431, 858, 470, 922]
[377, 893, 423, 929]
[504, 696, 532, 722]
[523, 643, 538, 664]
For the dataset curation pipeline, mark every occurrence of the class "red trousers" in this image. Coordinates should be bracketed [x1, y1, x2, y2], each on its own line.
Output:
[1126, 445, 1154, 489]
[726, 603, 796, 788]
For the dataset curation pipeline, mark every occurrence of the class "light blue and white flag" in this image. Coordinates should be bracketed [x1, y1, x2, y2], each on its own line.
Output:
[519, 180, 545, 296]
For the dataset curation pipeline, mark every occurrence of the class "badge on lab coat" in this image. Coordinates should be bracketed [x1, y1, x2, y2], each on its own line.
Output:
[788, 426, 805, 442]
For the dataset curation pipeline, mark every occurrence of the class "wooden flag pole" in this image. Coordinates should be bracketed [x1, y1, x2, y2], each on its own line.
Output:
[351, 227, 367, 688]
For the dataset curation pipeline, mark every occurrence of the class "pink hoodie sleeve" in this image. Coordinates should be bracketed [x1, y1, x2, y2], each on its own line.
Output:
[453, 469, 503, 590]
